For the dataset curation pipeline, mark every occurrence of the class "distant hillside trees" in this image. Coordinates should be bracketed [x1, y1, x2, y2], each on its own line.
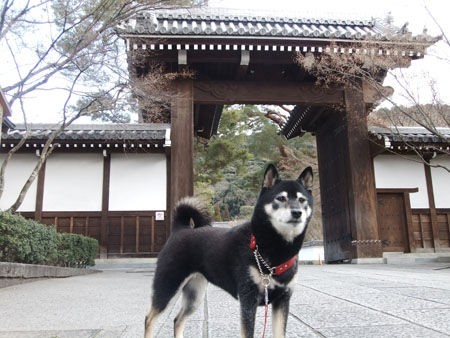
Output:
[194, 104, 323, 241]
[370, 104, 450, 134]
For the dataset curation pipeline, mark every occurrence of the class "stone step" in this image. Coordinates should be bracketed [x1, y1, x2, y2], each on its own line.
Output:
[383, 252, 450, 264]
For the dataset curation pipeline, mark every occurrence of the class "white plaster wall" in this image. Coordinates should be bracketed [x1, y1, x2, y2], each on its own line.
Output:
[373, 155, 428, 208]
[43, 153, 103, 211]
[298, 246, 325, 262]
[0, 154, 37, 211]
[430, 156, 450, 208]
[109, 153, 166, 211]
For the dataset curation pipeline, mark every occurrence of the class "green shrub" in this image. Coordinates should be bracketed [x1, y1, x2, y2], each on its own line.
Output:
[0, 212, 58, 265]
[57, 232, 98, 268]
[239, 205, 254, 219]
[0, 212, 98, 267]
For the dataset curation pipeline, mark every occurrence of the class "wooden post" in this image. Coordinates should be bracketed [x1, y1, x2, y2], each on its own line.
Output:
[423, 160, 440, 251]
[100, 153, 111, 259]
[165, 146, 172, 241]
[151, 216, 155, 253]
[136, 216, 140, 254]
[344, 84, 382, 261]
[170, 79, 194, 212]
[403, 190, 416, 253]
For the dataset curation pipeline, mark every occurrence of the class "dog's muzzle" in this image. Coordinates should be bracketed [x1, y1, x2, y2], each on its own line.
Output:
[291, 210, 302, 220]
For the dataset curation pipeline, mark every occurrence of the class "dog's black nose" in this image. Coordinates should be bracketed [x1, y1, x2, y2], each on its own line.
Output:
[291, 210, 302, 219]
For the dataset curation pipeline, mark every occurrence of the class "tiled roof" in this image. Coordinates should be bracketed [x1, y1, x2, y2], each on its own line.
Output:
[2, 124, 169, 142]
[369, 126, 450, 144]
[280, 105, 319, 139]
[369, 126, 450, 153]
[118, 7, 437, 44]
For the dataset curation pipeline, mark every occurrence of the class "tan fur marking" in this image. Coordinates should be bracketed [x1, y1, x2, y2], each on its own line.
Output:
[144, 307, 160, 338]
[272, 307, 286, 338]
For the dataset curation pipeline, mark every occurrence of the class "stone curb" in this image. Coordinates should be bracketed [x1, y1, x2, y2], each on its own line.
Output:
[0, 262, 99, 279]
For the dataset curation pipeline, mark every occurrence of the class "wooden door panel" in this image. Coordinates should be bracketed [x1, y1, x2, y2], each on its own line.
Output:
[377, 193, 408, 252]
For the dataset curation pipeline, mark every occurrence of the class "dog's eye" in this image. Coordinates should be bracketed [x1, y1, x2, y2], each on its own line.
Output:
[298, 197, 306, 203]
[276, 196, 287, 202]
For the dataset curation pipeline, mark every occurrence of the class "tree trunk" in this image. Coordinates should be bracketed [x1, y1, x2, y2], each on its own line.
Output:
[7, 144, 56, 213]
[0, 134, 29, 201]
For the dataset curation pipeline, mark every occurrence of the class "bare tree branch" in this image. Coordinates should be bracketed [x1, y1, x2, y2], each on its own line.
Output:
[296, 39, 448, 168]
[424, 5, 449, 46]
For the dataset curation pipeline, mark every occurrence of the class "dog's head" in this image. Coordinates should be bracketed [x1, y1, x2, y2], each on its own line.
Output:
[255, 164, 313, 243]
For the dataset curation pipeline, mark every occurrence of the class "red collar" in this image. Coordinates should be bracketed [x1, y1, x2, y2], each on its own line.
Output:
[249, 234, 298, 276]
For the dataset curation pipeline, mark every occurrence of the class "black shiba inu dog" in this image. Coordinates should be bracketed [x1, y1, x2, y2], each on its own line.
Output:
[145, 164, 313, 338]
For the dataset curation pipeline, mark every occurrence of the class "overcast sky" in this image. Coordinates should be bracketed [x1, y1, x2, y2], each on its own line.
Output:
[209, 0, 447, 35]
[6, 0, 450, 123]
[209, 0, 450, 103]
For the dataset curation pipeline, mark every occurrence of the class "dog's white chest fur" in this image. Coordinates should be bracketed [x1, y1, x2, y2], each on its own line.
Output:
[248, 266, 297, 293]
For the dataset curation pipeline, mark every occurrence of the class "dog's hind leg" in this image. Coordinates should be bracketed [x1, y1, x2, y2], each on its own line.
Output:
[174, 273, 208, 338]
[145, 268, 188, 338]
[144, 307, 161, 338]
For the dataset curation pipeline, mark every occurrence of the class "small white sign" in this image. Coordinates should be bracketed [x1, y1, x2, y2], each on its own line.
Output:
[155, 212, 165, 221]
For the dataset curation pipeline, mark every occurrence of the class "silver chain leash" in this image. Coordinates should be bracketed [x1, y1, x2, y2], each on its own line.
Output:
[253, 245, 273, 338]
[253, 246, 274, 305]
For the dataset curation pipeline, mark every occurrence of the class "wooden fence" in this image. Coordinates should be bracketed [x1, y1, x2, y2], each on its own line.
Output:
[21, 211, 169, 257]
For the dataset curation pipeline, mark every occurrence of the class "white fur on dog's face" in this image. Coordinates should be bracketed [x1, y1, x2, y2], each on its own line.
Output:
[264, 191, 312, 242]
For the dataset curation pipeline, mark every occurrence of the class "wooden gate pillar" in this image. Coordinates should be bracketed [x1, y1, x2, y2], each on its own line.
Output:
[170, 79, 194, 213]
[316, 110, 353, 263]
[344, 85, 382, 261]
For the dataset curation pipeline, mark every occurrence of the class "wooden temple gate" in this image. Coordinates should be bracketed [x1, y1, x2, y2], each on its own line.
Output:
[119, 8, 436, 262]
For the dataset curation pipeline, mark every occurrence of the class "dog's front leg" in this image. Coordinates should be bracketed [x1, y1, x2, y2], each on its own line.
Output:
[271, 289, 292, 338]
[238, 290, 259, 338]
[240, 303, 257, 338]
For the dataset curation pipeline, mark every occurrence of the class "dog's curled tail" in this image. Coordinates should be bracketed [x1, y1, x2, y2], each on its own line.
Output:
[172, 197, 212, 231]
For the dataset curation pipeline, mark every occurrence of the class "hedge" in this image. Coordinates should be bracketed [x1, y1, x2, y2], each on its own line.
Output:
[56, 232, 98, 268]
[0, 212, 98, 268]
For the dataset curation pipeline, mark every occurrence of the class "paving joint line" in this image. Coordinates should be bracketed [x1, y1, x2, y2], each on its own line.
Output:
[299, 283, 450, 337]
[202, 288, 209, 338]
[288, 312, 326, 337]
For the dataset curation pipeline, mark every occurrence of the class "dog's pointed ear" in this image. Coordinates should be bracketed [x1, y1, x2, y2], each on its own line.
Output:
[298, 166, 313, 192]
[262, 164, 279, 188]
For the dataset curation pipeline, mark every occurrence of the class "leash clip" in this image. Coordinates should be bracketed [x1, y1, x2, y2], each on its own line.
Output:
[261, 274, 271, 287]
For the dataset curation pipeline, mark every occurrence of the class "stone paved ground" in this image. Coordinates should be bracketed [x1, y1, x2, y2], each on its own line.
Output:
[0, 277, 50, 289]
[0, 263, 449, 337]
